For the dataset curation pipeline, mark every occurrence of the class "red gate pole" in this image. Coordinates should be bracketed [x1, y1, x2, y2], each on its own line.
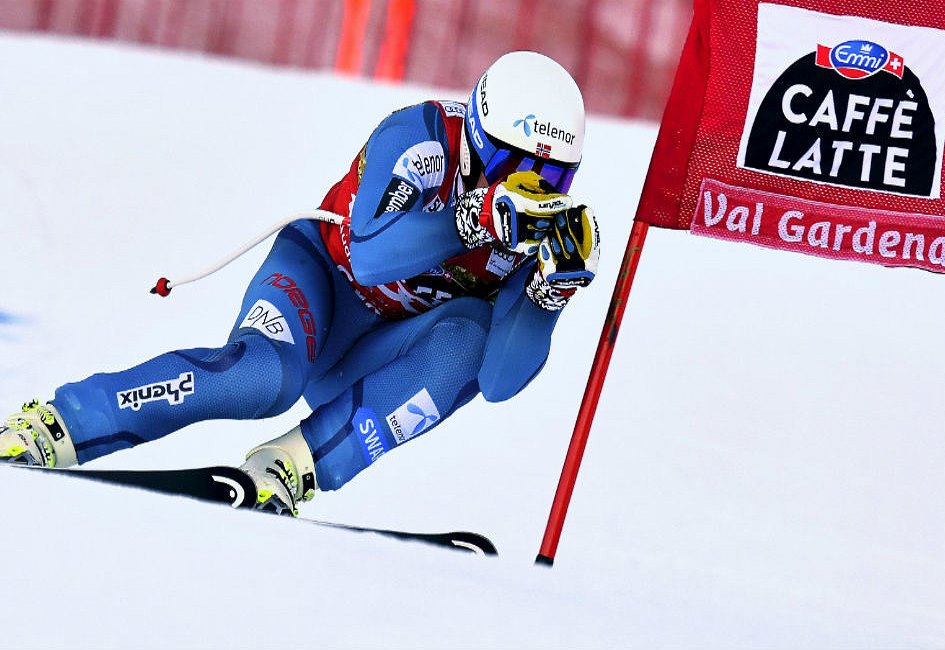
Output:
[536, 218, 650, 566]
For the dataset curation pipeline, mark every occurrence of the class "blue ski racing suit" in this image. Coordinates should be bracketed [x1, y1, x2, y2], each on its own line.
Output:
[52, 99, 570, 490]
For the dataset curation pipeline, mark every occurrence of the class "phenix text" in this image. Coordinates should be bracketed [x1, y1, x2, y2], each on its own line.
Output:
[117, 372, 195, 411]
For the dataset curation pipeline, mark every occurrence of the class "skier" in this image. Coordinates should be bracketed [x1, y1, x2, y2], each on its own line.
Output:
[0, 51, 599, 515]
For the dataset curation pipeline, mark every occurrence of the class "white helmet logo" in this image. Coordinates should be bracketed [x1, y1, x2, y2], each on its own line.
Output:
[514, 114, 577, 145]
[513, 114, 536, 137]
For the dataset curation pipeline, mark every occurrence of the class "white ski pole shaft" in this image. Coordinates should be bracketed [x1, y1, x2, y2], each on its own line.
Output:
[150, 210, 346, 297]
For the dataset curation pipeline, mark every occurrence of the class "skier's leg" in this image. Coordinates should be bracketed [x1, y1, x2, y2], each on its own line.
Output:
[245, 296, 492, 502]
[4, 220, 334, 466]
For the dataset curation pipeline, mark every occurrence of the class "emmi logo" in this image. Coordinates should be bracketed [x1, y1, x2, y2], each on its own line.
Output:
[815, 39, 904, 80]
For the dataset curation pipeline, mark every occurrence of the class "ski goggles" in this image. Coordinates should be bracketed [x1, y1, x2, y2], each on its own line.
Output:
[473, 126, 580, 193]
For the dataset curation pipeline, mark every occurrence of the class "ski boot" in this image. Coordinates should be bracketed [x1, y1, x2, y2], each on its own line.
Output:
[0, 399, 78, 468]
[240, 426, 318, 516]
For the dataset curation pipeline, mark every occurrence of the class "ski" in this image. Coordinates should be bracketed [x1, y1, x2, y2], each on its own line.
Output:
[13, 465, 497, 556]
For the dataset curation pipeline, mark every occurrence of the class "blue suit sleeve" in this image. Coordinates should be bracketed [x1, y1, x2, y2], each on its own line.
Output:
[478, 263, 563, 402]
[348, 104, 468, 285]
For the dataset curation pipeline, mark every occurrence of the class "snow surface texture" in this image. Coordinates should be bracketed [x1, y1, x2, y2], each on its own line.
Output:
[0, 33, 943, 650]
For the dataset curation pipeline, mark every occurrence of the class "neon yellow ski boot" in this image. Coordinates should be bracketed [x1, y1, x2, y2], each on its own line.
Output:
[240, 426, 317, 516]
[0, 400, 78, 468]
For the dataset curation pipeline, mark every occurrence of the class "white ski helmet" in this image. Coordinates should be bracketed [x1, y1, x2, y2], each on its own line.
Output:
[462, 51, 585, 192]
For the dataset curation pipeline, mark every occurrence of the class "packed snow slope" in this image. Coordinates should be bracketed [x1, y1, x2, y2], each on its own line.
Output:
[0, 34, 942, 649]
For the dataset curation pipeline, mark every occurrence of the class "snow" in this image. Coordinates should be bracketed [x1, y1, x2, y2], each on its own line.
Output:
[0, 33, 943, 649]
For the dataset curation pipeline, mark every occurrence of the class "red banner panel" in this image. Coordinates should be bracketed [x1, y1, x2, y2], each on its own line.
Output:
[636, 0, 945, 273]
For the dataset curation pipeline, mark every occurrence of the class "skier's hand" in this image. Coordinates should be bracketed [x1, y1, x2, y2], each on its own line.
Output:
[484, 171, 573, 254]
[526, 205, 600, 311]
[454, 171, 572, 254]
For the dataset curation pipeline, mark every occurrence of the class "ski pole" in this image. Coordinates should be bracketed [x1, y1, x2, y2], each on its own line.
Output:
[150, 210, 346, 297]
